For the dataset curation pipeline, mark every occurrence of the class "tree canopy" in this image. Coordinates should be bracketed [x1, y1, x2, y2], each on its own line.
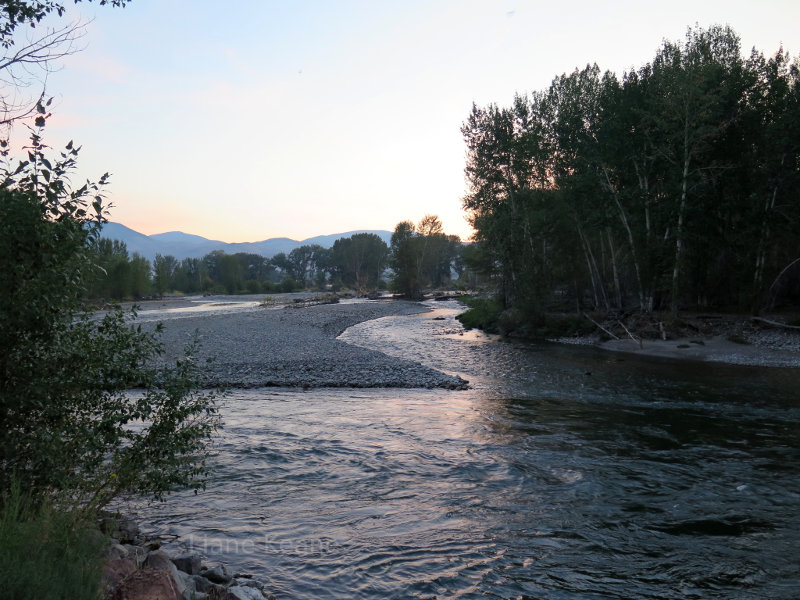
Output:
[389, 215, 461, 298]
[463, 25, 800, 320]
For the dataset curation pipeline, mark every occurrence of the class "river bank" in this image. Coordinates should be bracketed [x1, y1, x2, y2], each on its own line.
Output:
[550, 312, 800, 367]
[100, 514, 276, 599]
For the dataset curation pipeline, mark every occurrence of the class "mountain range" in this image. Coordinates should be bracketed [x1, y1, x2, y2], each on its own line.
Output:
[99, 222, 394, 262]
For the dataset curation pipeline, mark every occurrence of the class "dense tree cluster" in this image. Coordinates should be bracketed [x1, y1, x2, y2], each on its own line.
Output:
[389, 215, 463, 298]
[463, 25, 800, 318]
[89, 215, 469, 301]
[331, 233, 389, 290]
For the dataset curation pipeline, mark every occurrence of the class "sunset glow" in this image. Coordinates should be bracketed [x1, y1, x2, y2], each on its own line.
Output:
[28, 0, 800, 242]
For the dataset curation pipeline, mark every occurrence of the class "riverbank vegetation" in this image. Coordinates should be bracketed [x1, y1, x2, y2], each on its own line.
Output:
[389, 215, 464, 298]
[1, 123, 221, 503]
[0, 483, 107, 600]
[0, 119, 221, 597]
[1, 3, 224, 595]
[461, 25, 800, 334]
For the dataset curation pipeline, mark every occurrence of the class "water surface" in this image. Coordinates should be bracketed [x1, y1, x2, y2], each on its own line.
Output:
[139, 301, 800, 599]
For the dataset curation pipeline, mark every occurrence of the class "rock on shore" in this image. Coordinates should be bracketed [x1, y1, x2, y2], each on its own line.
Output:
[101, 515, 275, 600]
[149, 300, 469, 389]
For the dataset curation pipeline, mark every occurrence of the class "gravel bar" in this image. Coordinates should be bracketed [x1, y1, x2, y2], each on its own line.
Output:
[149, 300, 469, 389]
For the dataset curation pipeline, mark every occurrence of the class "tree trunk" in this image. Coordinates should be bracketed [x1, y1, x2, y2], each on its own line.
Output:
[605, 168, 645, 311]
[752, 156, 783, 313]
[607, 228, 623, 309]
[578, 226, 609, 310]
[670, 115, 691, 314]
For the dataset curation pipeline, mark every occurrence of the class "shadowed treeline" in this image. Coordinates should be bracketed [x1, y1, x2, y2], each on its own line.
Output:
[463, 25, 800, 321]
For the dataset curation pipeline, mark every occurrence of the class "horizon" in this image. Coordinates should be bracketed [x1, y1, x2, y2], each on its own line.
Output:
[106, 221, 400, 245]
[11, 1, 800, 242]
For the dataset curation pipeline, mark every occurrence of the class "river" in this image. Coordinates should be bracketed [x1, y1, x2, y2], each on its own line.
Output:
[139, 300, 800, 599]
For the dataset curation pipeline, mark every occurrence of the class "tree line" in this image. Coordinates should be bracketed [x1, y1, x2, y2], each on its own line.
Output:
[86, 232, 386, 298]
[89, 215, 466, 299]
[462, 25, 800, 322]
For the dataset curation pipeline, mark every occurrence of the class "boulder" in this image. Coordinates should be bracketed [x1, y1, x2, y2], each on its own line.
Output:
[225, 586, 268, 600]
[171, 552, 202, 575]
[117, 517, 141, 544]
[105, 543, 129, 560]
[111, 569, 181, 600]
[192, 574, 226, 595]
[144, 550, 188, 597]
[203, 564, 233, 584]
[99, 514, 141, 544]
[123, 544, 148, 567]
[176, 570, 196, 598]
[101, 558, 137, 596]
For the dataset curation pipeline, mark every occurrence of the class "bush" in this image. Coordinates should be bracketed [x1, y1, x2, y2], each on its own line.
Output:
[1, 121, 221, 510]
[280, 277, 298, 293]
[727, 333, 751, 345]
[539, 313, 594, 338]
[456, 296, 504, 332]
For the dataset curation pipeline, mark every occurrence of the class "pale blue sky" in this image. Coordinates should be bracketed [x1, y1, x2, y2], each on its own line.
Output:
[22, 0, 800, 242]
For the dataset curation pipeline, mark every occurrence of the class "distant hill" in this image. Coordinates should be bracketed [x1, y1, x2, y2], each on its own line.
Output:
[98, 222, 393, 262]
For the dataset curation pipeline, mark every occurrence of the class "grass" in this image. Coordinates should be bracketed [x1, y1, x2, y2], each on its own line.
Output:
[0, 483, 107, 600]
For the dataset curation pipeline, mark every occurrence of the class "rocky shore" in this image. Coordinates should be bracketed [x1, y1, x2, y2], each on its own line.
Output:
[101, 515, 272, 600]
[148, 299, 469, 389]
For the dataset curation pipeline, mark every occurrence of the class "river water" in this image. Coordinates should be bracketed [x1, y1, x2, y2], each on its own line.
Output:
[139, 300, 800, 599]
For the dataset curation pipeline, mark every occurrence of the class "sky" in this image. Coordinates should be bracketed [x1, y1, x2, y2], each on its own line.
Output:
[11, 0, 800, 242]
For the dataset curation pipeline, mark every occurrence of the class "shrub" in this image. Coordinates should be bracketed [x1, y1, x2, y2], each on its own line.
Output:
[280, 277, 298, 293]
[727, 333, 751, 345]
[540, 313, 594, 338]
[456, 296, 503, 332]
[0, 119, 221, 510]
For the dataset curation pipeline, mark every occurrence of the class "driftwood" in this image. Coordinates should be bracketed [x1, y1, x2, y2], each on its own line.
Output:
[752, 316, 800, 331]
[618, 320, 643, 348]
[583, 312, 619, 340]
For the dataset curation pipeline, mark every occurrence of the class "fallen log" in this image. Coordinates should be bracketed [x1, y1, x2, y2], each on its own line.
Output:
[752, 317, 800, 331]
[583, 312, 619, 340]
[618, 320, 643, 348]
